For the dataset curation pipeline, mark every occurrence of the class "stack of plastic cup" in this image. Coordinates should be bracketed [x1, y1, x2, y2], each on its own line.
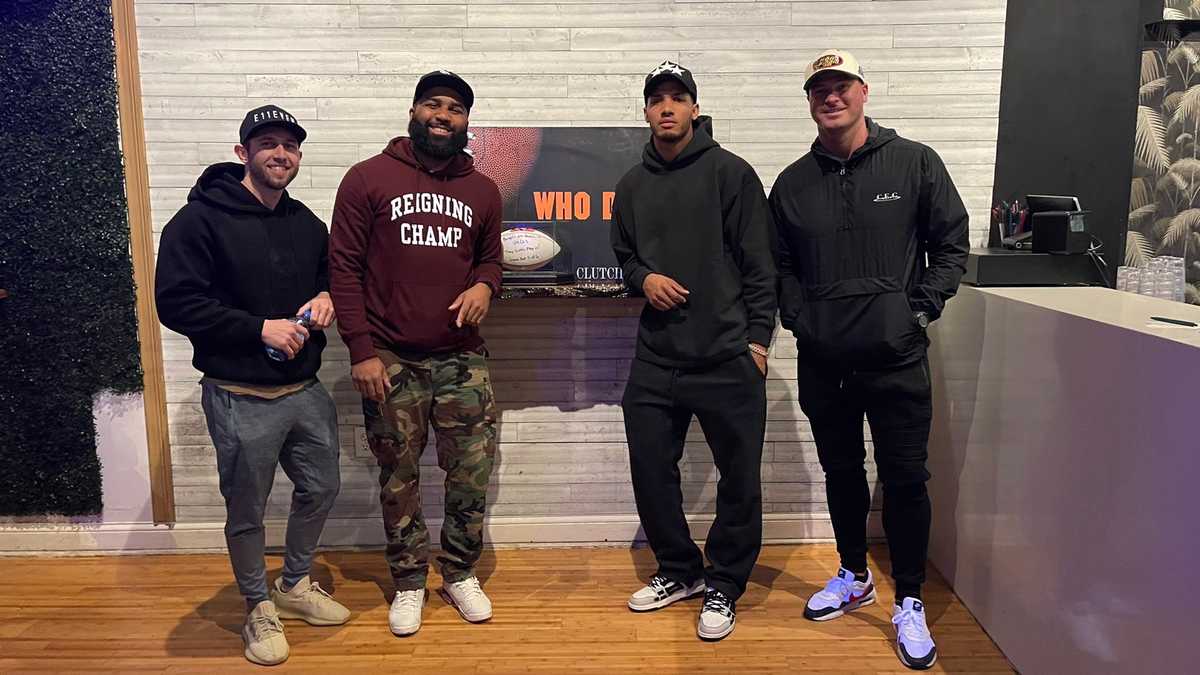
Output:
[1157, 265, 1176, 299]
[1127, 267, 1143, 294]
[1168, 256, 1186, 302]
[1142, 257, 1161, 296]
[1140, 258, 1162, 297]
[1116, 258, 1189, 301]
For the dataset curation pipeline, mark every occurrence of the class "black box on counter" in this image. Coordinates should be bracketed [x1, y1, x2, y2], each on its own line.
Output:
[962, 248, 1106, 287]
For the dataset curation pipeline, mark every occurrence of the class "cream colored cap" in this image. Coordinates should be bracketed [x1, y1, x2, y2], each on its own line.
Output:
[803, 49, 867, 91]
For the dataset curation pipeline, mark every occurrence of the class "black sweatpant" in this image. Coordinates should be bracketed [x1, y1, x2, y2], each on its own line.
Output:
[622, 353, 766, 601]
[796, 356, 932, 601]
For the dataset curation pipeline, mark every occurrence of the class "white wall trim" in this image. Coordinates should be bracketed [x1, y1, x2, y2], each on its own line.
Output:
[0, 513, 883, 556]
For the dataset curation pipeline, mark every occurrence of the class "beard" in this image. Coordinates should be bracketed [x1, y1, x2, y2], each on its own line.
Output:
[246, 159, 297, 191]
[409, 118, 469, 159]
[651, 119, 691, 144]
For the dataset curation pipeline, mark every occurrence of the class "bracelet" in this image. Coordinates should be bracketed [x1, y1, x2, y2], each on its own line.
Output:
[748, 343, 769, 357]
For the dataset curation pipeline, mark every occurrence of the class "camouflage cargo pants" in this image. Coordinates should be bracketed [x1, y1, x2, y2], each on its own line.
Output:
[363, 347, 497, 590]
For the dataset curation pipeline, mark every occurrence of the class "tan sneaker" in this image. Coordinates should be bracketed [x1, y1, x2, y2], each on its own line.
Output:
[271, 576, 351, 626]
[243, 600, 289, 666]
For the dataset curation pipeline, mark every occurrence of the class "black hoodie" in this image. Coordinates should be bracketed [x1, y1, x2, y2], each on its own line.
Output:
[155, 162, 330, 385]
[770, 119, 969, 369]
[611, 117, 777, 368]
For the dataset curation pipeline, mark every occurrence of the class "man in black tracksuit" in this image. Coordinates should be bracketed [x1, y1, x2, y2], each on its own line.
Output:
[770, 50, 969, 670]
[612, 61, 776, 642]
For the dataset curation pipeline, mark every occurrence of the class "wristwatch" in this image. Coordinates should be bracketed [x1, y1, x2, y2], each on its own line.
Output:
[914, 311, 930, 329]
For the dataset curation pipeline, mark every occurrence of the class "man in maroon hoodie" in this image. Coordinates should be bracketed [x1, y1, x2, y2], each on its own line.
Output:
[329, 71, 503, 636]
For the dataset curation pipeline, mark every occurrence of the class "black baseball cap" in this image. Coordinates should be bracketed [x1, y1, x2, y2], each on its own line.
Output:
[413, 70, 475, 110]
[239, 105, 306, 145]
[643, 61, 698, 101]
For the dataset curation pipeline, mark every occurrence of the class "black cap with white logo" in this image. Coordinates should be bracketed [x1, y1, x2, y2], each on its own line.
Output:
[643, 61, 698, 102]
[239, 105, 307, 145]
[413, 70, 475, 110]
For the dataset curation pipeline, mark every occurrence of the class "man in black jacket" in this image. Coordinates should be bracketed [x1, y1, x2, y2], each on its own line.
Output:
[156, 106, 348, 666]
[612, 61, 776, 642]
[770, 50, 969, 670]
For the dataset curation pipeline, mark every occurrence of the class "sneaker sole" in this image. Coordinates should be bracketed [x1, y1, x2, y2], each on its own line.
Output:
[274, 606, 349, 627]
[697, 617, 735, 641]
[244, 647, 288, 666]
[439, 588, 493, 623]
[627, 585, 706, 612]
[389, 622, 421, 637]
[897, 644, 937, 670]
[803, 590, 877, 622]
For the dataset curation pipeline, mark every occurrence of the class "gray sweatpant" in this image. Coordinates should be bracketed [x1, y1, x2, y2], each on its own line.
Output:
[200, 380, 341, 606]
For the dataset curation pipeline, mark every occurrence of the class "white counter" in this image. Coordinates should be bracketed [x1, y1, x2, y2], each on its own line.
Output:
[981, 286, 1200, 347]
[927, 286, 1199, 674]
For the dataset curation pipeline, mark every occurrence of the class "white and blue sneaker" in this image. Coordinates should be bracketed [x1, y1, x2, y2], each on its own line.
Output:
[696, 587, 736, 641]
[804, 567, 876, 621]
[892, 597, 937, 670]
[628, 574, 705, 612]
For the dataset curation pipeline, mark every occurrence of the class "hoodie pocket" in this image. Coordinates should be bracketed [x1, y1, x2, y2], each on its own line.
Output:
[799, 276, 922, 367]
[386, 282, 470, 349]
[778, 275, 809, 337]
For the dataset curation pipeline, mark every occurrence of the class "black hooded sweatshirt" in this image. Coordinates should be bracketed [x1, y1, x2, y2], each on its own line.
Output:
[770, 119, 969, 370]
[611, 116, 777, 368]
[155, 162, 330, 385]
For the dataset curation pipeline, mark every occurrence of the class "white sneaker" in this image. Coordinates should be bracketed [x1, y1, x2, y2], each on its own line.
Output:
[389, 589, 425, 636]
[271, 575, 351, 626]
[696, 587, 736, 641]
[242, 600, 289, 666]
[443, 576, 493, 623]
[893, 597, 937, 670]
[804, 567, 876, 621]
[628, 574, 706, 612]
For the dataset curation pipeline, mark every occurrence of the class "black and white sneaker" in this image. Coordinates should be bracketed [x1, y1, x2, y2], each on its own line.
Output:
[627, 574, 705, 612]
[696, 587, 736, 641]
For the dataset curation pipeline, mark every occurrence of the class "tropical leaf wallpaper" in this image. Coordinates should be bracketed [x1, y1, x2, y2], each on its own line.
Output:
[1129, 5, 1200, 303]
[1164, 0, 1200, 20]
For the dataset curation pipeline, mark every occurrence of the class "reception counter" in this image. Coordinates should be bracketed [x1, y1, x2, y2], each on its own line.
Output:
[927, 286, 1199, 674]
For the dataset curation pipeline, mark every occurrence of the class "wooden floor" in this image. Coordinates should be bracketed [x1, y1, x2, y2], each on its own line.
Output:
[0, 544, 1011, 673]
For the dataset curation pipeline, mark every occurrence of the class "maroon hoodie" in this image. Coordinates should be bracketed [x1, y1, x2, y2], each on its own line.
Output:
[330, 137, 503, 363]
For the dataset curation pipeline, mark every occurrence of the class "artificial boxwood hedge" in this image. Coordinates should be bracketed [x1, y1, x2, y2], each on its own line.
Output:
[0, 0, 143, 516]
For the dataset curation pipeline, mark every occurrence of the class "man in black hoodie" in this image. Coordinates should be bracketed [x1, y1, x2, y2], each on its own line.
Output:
[770, 50, 969, 670]
[612, 61, 776, 642]
[156, 106, 348, 666]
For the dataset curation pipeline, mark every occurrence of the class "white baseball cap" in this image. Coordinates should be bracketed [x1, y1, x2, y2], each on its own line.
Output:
[803, 49, 867, 91]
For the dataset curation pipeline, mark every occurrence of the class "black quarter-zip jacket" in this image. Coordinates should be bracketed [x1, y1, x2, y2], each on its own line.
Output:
[612, 116, 777, 368]
[155, 162, 330, 384]
[770, 119, 969, 369]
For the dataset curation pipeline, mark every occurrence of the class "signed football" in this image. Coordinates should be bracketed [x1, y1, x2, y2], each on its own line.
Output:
[501, 228, 561, 271]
